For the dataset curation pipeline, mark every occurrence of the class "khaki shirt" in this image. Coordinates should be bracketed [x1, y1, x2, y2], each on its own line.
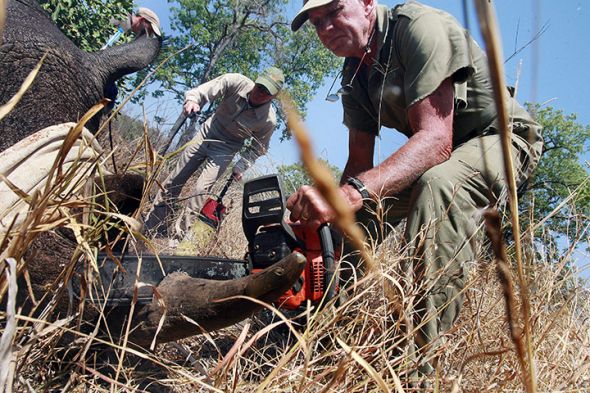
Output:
[342, 3, 542, 157]
[185, 73, 277, 171]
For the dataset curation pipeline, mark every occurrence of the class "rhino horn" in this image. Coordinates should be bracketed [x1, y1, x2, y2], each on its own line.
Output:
[125, 252, 306, 346]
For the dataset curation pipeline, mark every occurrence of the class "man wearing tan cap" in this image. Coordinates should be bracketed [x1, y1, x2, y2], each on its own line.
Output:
[133, 7, 161, 37]
[106, 7, 161, 46]
[286, 0, 543, 382]
[145, 68, 285, 237]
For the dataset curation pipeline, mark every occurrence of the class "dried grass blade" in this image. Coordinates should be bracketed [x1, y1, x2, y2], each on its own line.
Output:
[115, 256, 146, 384]
[0, 0, 5, 43]
[279, 93, 375, 272]
[53, 100, 107, 180]
[0, 173, 31, 202]
[336, 337, 393, 393]
[99, 211, 142, 233]
[0, 258, 18, 392]
[483, 210, 529, 388]
[149, 285, 167, 351]
[473, 1, 537, 391]
[77, 363, 140, 392]
[211, 322, 250, 375]
[0, 53, 46, 121]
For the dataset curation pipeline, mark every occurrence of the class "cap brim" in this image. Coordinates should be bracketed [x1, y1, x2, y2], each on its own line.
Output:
[255, 78, 279, 96]
[291, 0, 335, 31]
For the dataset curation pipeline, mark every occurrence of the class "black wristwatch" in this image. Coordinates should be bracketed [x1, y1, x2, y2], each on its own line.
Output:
[346, 176, 371, 201]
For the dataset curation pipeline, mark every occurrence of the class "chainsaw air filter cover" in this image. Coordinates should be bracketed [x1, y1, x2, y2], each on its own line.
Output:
[250, 225, 294, 269]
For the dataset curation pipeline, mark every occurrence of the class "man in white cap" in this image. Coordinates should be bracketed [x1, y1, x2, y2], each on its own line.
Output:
[286, 0, 543, 383]
[102, 7, 162, 109]
[145, 67, 285, 237]
[132, 7, 161, 37]
[104, 7, 161, 48]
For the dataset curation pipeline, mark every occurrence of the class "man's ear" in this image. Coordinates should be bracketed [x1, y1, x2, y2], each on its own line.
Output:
[363, 0, 376, 16]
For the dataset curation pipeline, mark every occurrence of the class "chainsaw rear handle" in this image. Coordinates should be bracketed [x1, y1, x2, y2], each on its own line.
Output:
[318, 224, 338, 304]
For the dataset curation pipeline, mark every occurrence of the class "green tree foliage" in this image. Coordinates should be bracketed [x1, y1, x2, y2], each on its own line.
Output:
[278, 160, 342, 196]
[522, 104, 590, 236]
[39, 0, 133, 51]
[138, 0, 338, 141]
[114, 112, 162, 142]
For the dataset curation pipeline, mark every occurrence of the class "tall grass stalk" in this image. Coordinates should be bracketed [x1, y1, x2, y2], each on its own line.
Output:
[474, 0, 537, 391]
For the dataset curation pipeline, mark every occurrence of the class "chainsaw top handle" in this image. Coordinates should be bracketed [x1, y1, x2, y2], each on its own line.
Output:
[242, 174, 297, 246]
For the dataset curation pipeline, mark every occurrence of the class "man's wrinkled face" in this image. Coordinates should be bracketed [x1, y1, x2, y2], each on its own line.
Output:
[308, 0, 369, 57]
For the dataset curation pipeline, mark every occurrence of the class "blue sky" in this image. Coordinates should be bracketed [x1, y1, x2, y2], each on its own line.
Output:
[135, 1, 589, 276]
[136, 0, 589, 170]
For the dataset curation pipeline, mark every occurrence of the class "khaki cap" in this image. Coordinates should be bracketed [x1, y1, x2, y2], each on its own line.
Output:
[137, 7, 161, 36]
[291, 0, 335, 31]
[255, 67, 285, 96]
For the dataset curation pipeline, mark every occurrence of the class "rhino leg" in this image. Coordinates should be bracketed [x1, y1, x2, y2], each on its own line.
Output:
[126, 252, 306, 346]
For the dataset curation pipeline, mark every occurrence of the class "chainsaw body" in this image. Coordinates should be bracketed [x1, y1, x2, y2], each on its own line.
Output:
[242, 175, 340, 310]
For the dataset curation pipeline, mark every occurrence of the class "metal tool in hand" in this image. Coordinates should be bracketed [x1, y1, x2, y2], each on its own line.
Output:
[159, 111, 199, 156]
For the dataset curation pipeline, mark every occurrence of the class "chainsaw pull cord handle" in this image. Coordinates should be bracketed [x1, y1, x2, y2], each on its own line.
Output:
[318, 224, 338, 303]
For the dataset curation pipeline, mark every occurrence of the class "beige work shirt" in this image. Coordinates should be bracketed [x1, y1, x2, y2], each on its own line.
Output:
[185, 73, 277, 171]
[341, 2, 542, 157]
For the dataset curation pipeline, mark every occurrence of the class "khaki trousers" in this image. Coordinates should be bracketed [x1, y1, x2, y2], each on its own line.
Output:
[145, 127, 240, 236]
[345, 131, 542, 375]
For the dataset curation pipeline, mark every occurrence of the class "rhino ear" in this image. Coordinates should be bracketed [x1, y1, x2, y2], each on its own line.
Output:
[95, 34, 161, 83]
[125, 252, 307, 347]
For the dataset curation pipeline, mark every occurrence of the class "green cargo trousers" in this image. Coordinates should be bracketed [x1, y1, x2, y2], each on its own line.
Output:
[343, 129, 542, 375]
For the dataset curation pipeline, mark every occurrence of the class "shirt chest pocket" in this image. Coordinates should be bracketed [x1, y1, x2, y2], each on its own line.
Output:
[368, 66, 409, 131]
[217, 98, 245, 128]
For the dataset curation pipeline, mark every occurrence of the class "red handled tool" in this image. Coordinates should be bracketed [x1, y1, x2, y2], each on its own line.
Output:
[198, 176, 234, 229]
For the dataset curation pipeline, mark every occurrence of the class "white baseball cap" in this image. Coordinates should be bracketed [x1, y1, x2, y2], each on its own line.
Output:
[291, 0, 335, 31]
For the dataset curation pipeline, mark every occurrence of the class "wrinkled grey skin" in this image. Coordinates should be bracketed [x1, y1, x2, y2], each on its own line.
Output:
[0, 1, 305, 347]
[0, 0, 161, 151]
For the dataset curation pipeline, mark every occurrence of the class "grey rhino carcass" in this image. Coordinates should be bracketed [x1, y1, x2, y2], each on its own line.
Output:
[0, 0, 305, 346]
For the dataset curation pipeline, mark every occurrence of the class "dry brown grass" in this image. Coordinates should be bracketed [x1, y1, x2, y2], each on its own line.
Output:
[3, 161, 588, 392]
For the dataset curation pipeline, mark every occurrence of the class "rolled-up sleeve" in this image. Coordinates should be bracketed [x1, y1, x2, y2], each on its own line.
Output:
[184, 73, 242, 106]
[397, 12, 475, 108]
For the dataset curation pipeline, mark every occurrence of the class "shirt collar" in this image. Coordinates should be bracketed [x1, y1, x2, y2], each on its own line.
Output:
[242, 91, 272, 120]
[341, 5, 393, 83]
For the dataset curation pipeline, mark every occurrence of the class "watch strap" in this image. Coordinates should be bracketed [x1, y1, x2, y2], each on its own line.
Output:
[346, 177, 370, 201]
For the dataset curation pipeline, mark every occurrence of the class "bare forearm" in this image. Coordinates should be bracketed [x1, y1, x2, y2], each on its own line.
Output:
[340, 158, 372, 185]
[340, 128, 375, 184]
[357, 77, 454, 198]
[357, 130, 452, 197]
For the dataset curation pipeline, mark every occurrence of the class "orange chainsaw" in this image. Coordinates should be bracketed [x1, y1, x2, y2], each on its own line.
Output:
[242, 175, 341, 309]
[86, 175, 341, 310]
